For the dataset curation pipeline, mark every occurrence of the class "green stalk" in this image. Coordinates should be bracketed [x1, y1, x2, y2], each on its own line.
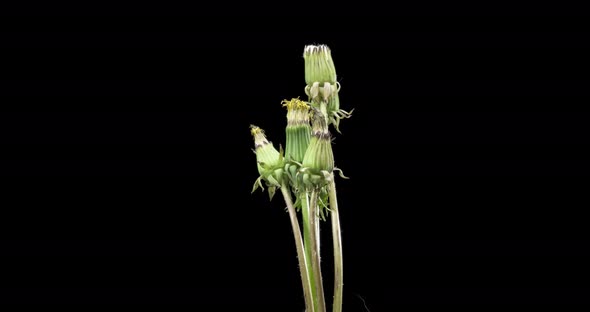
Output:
[309, 189, 327, 312]
[280, 184, 314, 312]
[301, 191, 318, 311]
[320, 101, 329, 126]
[328, 180, 343, 312]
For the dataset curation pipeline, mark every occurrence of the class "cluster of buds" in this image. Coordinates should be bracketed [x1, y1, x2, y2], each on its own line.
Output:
[303, 45, 352, 133]
[251, 44, 349, 199]
[250, 44, 350, 312]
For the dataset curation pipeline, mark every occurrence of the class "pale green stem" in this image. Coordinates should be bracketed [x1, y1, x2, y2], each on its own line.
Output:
[320, 101, 329, 125]
[328, 180, 343, 312]
[301, 191, 318, 311]
[309, 189, 327, 312]
[281, 184, 315, 312]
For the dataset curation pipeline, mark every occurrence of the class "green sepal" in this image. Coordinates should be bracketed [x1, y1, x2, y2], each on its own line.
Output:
[311, 174, 322, 185]
[278, 144, 284, 162]
[318, 190, 329, 221]
[302, 173, 312, 190]
[334, 167, 349, 179]
[293, 193, 302, 212]
[252, 176, 264, 193]
[289, 164, 298, 183]
[266, 173, 281, 188]
[268, 186, 276, 201]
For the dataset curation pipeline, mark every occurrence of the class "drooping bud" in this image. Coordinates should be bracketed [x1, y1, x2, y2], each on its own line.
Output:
[251, 125, 281, 174]
[250, 125, 284, 199]
[282, 98, 311, 163]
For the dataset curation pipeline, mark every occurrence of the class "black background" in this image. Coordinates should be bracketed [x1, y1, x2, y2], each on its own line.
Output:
[1, 9, 590, 309]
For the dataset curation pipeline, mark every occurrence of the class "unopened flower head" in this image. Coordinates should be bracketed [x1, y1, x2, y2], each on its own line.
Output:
[250, 125, 282, 176]
[304, 45, 352, 133]
[250, 125, 285, 199]
[304, 45, 337, 85]
[282, 98, 312, 164]
[302, 108, 334, 174]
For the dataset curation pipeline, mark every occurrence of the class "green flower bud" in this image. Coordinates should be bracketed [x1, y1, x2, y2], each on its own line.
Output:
[304, 45, 337, 85]
[282, 98, 311, 163]
[304, 45, 352, 133]
[250, 125, 284, 200]
[302, 108, 334, 174]
[251, 125, 281, 174]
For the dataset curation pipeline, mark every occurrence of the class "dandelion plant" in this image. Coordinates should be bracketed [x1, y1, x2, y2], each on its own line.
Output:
[251, 44, 351, 312]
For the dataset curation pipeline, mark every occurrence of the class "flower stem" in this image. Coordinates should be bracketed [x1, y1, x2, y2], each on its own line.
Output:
[301, 191, 318, 311]
[281, 184, 314, 312]
[328, 180, 343, 312]
[320, 101, 329, 126]
[309, 189, 327, 312]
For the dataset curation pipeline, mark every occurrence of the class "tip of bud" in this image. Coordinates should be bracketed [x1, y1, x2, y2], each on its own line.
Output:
[250, 125, 269, 148]
[303, 44, 337, 85]
[281, 97, 310, 111]
[282, 98, 311, 126]
[249, 124, 263, 136]
[304, 44, 331, 57]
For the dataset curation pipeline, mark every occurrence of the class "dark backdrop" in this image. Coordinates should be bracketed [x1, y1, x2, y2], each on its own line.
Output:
[1, 12, 589, 308]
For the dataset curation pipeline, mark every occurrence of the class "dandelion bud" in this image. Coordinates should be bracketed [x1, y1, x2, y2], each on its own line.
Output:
[304, 45, 352, 132]
[251, 125, 281, 173]
[304, 45, 337, 85]
[250, 125, 285, 199]
[282, 98, 312, 163]
[302, 108, 334, 174]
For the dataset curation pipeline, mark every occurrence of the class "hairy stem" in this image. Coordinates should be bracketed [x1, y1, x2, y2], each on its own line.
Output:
[309, 189, 327, 312]
[281, 184, 314, 312]
[328, 180, 343, 312]
[301, 191, 318, 311]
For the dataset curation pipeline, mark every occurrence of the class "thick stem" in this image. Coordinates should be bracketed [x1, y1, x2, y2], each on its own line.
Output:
[301, 191, 318, 311]
[328, 180, 343, 312]
[281, 184, 315, 312]
[309, 189, 327, 312]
